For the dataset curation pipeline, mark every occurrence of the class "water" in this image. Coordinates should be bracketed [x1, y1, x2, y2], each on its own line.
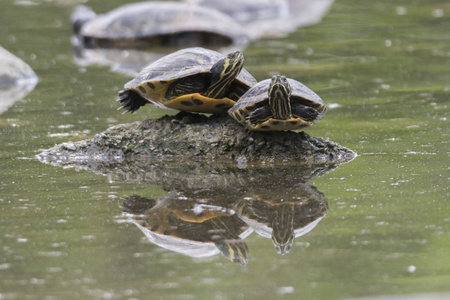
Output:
[0, 0, 449, 299]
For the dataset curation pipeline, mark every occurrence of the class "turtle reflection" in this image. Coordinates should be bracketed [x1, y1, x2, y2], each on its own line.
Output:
[234, 182, 328, 255]
[122, 192, 251, 266]
[117, 161, 334, 263]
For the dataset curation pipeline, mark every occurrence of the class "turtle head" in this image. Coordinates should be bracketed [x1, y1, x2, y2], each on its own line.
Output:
[268, 75, 292, 120]
[71, 5, 97, 35]
[206, 50, 244, 98]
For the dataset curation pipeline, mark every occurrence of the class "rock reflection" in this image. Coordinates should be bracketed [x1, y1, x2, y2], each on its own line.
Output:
[114, 160, 334, 265]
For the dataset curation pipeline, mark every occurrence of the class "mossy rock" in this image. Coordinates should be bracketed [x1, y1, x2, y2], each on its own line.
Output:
[37, 113, 356, 166]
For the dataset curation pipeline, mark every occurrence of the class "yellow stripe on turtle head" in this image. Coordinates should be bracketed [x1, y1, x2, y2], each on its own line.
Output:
[268, 75, 292, 120]
[206, 50, 244, 99]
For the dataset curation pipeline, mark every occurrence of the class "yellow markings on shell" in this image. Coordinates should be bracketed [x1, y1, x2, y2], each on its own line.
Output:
[165, 93, 236, 113]
[252, 118, 311, 131]
[133, 80, 171, 105]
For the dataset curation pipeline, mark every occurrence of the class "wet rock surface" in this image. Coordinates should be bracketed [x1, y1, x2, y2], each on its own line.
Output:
[37, 113, 356, 166]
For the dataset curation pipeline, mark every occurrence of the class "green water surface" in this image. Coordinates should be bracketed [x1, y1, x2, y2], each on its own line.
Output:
[0, 0, 449, 299]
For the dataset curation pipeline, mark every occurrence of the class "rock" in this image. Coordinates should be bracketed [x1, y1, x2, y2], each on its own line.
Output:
[37, 113, 356, 166]
[0, 46, 38, 114]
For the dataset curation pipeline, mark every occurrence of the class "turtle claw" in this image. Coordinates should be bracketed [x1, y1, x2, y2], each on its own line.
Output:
[291, 104, 319, 122]
[247, 106, 271, 126]
[116, 89, 148, 114]
[118, 105, 134, 114]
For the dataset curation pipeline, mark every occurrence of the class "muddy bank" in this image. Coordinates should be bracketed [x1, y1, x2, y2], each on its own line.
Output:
[37, 113, 356, 166]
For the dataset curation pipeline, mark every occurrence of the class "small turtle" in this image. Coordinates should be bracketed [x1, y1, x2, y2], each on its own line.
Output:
[228, 75, 326, 131]
[71, 2, 249, 48]
[117, 47, 257, 114]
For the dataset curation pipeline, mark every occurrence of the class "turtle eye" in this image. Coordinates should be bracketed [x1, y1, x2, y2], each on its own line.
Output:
[271, 76, 279, 83]
[281, 76, 288, 83]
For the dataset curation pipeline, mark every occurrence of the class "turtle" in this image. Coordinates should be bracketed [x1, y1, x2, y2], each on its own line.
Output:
[122, 193, 250, 265]
[228, 74, 327, 131]
[71, 2, 249, 49]
[117, 47, 257, 114]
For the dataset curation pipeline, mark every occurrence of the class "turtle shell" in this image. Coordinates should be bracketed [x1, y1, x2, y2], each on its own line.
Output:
[120, 47, 257, 113]
[228, 77, 326, 130]
[75, 2, 249, 48]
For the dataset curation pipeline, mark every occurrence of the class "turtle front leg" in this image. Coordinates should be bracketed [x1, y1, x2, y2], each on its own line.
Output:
[117, 90, 149, 113]
[291, 103, 319, 122]
[247, 106, 272, 126]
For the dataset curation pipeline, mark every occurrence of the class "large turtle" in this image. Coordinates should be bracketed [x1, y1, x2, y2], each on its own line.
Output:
[71, 2, 249, 49]
[117, 47, 257, 114]
[228, 74, 326, 131]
